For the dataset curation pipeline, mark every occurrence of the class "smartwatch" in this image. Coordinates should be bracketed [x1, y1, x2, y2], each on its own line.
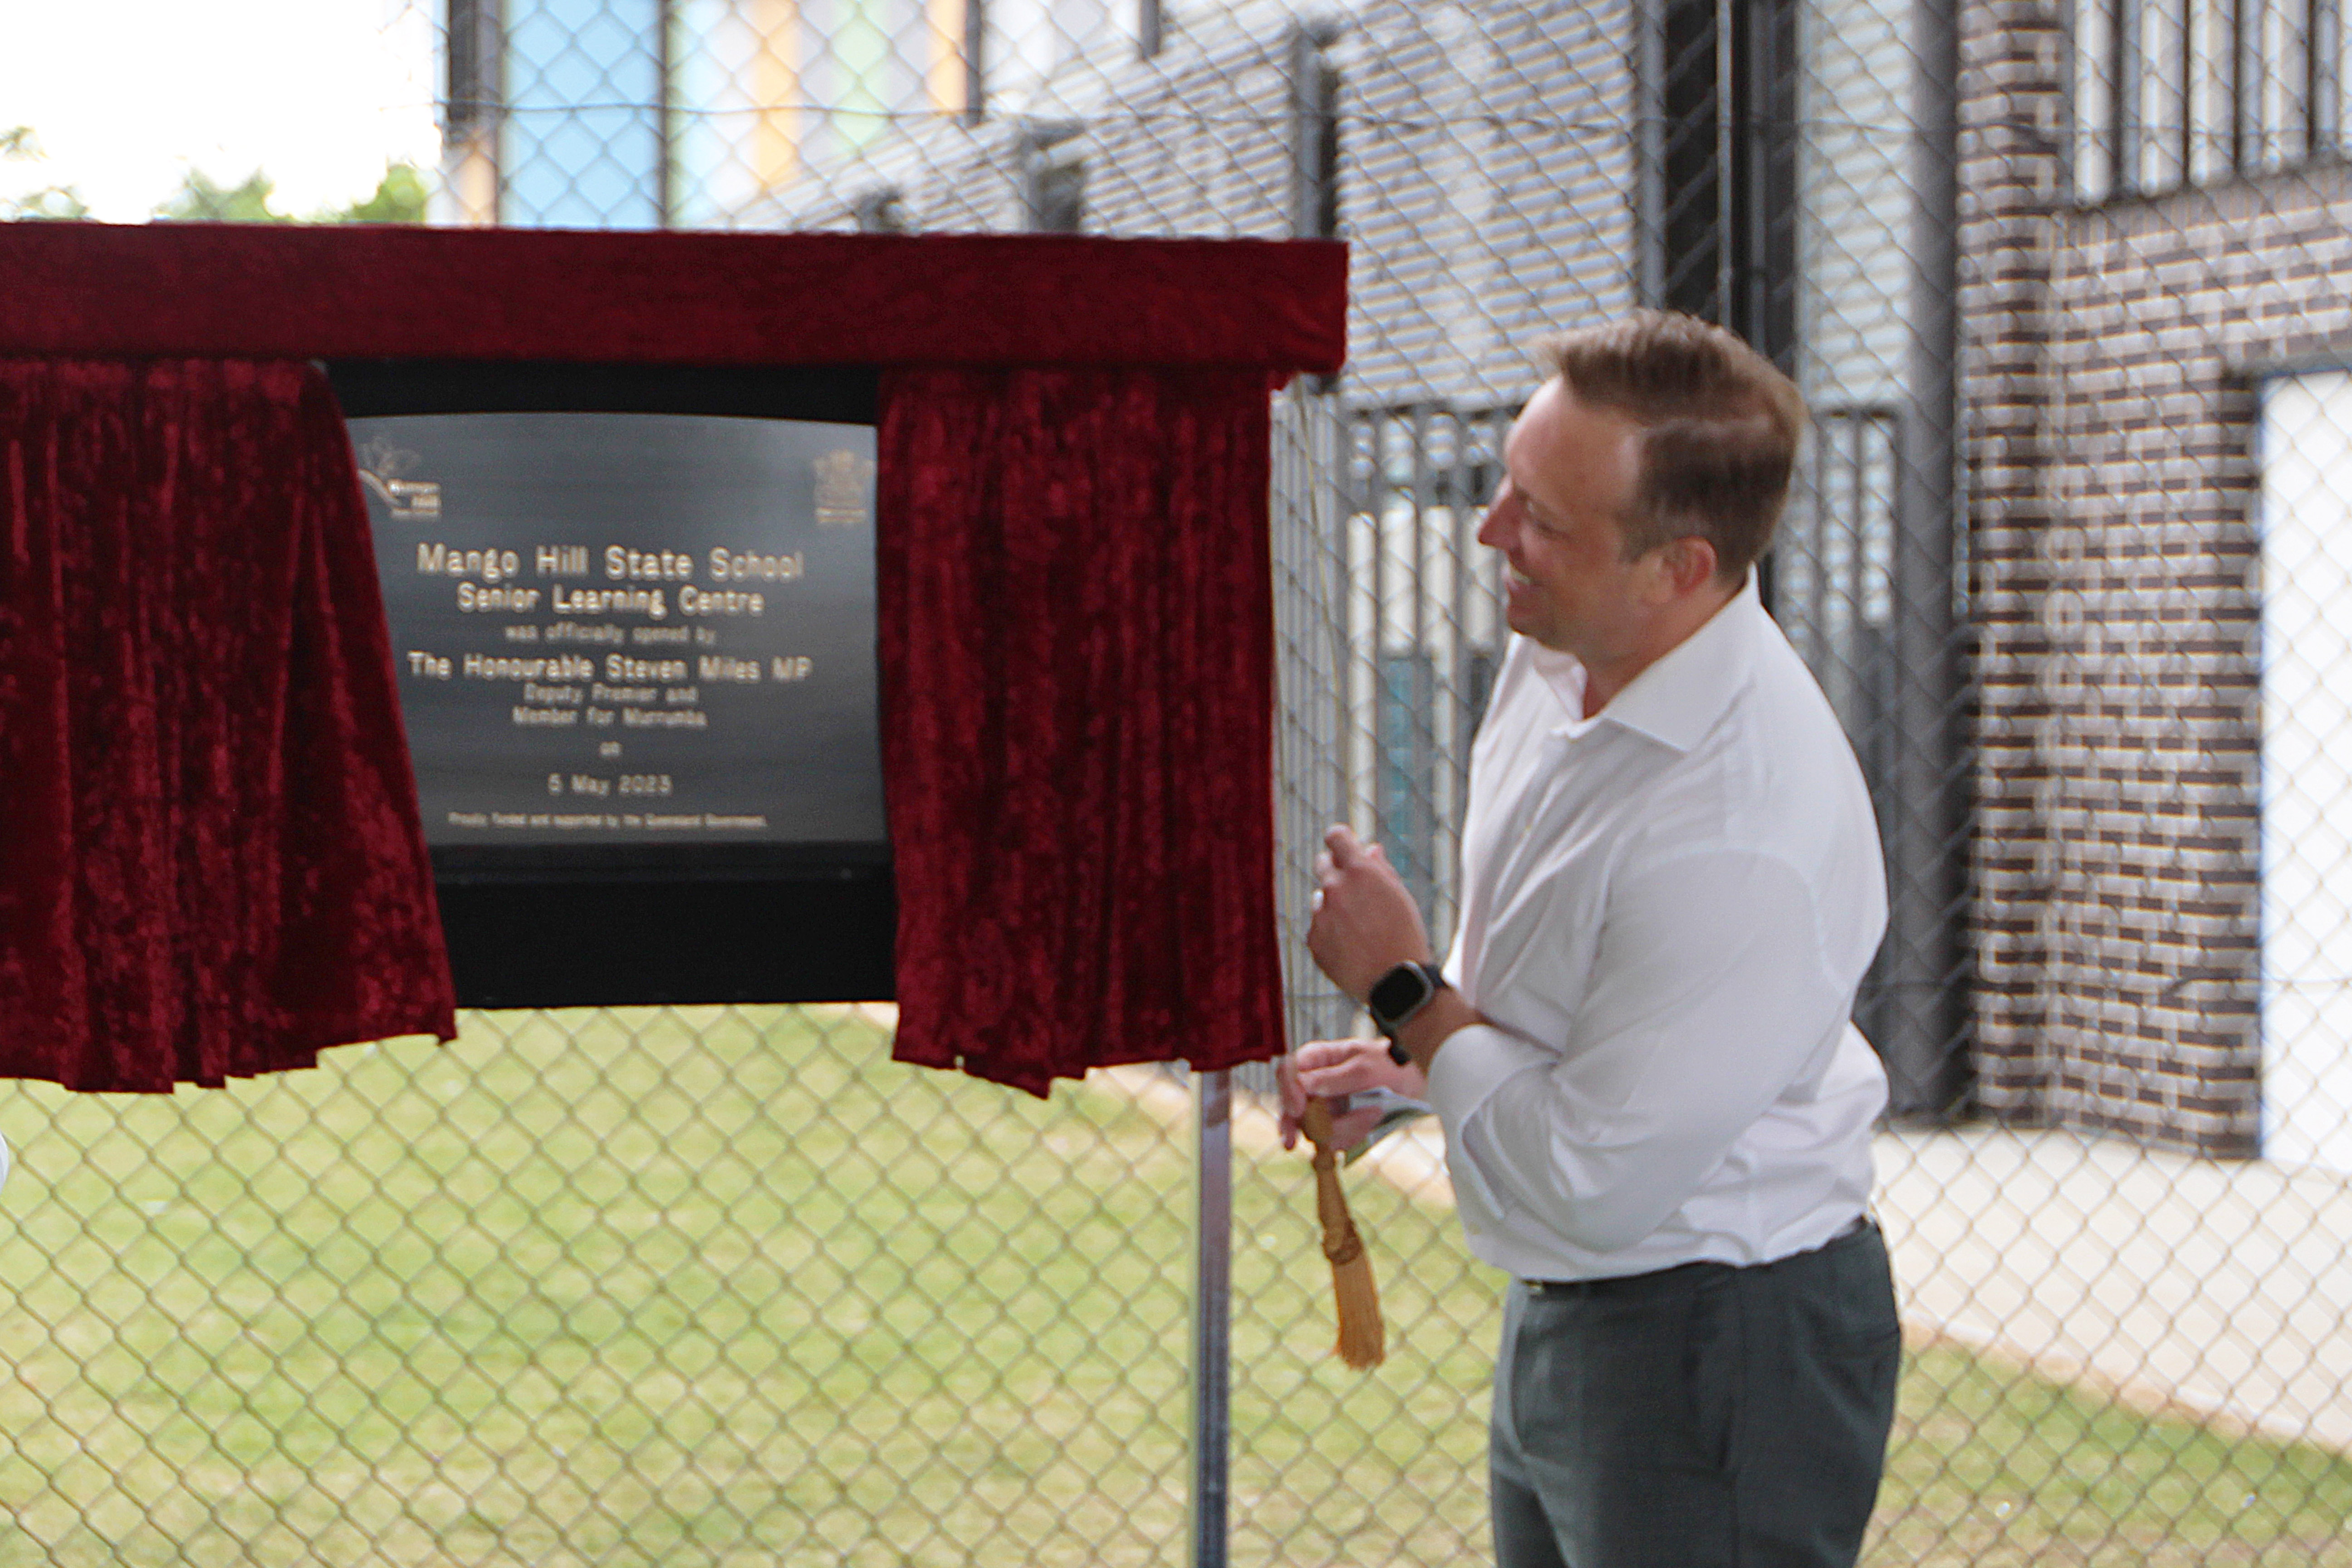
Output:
[1368, 961, 1449, 1065]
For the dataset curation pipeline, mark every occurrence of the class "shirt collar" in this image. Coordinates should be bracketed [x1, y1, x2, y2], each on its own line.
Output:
[1534, 572, 1763, 753]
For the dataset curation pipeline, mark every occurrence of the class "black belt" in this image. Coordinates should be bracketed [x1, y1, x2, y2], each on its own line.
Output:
[1521, 1214, 1874, 1298]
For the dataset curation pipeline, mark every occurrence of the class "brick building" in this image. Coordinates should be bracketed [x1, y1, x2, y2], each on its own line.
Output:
[469, 0, 2352, 1166]
[1961, 0, 2352, 1162]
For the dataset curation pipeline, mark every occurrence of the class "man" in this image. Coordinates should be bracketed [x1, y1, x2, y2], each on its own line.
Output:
[1282, 311, 1900, 1568]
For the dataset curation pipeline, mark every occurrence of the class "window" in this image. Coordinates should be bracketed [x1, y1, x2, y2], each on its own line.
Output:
[1772, 404, 1899, 745]
[2074, 0, 2348, 200]
[1348, 407, 1511, 936]
[1637, 0, 1799, 358]
[1457, 647, 1496, 772]
[1376, 651, 1438, 917]
[2258, 368, 2352, 1173]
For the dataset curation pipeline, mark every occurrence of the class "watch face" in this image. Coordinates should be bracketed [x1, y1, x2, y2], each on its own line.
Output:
[1370, 964, 1431, 1023]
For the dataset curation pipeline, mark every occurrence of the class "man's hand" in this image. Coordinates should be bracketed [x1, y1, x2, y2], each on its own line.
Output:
[1307, 824, 1433, 1001]
[1277, 1038, 1430, 1152]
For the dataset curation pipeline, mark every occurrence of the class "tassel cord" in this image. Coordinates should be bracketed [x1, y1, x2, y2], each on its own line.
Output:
[1300, 1095, 1387, 1369]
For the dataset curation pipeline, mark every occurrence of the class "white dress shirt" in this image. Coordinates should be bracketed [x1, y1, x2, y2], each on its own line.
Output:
[1425, 574, 1889, 1281]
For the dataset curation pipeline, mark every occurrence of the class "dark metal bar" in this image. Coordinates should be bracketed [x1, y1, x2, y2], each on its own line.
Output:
[1654, 0, 1723, 315]
[2230, 0, 2248, 172]
[1635, 0, 1668, 304]
[2306, 0, 2326, 157]
[1715, 0, 1736, 323]
[963, 0, 986, 126]
[442, 0, 503, 221]
[1409, 404, 1432, 906]
[1186, 1070, 1232, 1568]
[1286, 23, 1340, 243]
[1372, 414, 1390, 839]
[1886, 0, 1970, 1118]
[444, 0, 497, 130]
[2112, 0, 2137, 192]
[1447, 418, 1477, 943]
[2189, 0, 2205, 179]
[1140, 0, 1163, 59]
[655, 0, 674, 226]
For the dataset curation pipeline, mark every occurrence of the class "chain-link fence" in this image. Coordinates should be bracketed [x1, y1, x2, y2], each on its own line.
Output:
[6, 0, 2352, 1563]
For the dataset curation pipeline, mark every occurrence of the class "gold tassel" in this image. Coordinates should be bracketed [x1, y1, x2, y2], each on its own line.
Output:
[1300, 1096, 1386, 1369]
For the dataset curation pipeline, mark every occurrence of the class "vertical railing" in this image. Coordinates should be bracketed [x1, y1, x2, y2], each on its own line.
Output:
[1186, 1068, 1231, 1568]
[1341, 404, 1508, 953]
[1886, 0, 1967, 1119]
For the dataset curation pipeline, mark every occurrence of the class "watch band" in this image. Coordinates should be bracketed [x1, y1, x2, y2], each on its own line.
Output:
[1368, 960, 1448, 1063]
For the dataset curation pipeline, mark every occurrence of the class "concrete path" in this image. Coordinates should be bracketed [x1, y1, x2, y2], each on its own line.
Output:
[1098, 1070, 2352, 1454]
[1874, 1125, 2352, 1454]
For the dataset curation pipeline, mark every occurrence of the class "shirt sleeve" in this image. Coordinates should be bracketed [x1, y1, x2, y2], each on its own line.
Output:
[1424, 845, 1862, 1255]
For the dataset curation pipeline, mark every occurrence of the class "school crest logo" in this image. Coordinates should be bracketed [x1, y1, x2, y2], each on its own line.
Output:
[813, 449, 874, 528]
[354, 436, 442, 520]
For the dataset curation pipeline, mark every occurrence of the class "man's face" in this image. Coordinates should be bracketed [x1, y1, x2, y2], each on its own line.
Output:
[1476, 379, 1653, 662]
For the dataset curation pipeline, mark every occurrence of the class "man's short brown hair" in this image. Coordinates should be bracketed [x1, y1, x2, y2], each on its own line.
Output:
[1536, 311, 1806, 581]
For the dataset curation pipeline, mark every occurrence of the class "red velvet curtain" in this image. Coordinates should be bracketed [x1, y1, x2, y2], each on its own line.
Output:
[0, 358, 456, 1091]
[879, 368, 1288, 1094]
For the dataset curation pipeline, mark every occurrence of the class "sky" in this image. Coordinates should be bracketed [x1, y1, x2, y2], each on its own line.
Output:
[0, 0, 442, 220]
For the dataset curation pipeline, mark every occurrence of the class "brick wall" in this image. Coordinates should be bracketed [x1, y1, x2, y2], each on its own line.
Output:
[1960, 0, 2352, 1153]
[1957, 0, 2066, 1125]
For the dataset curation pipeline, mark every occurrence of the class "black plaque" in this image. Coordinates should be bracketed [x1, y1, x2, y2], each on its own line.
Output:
[354, 411, 883, 853]
[336, 360, 894, 1006]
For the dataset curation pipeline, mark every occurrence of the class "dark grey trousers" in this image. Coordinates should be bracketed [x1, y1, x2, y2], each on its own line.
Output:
[1490, 1220, 1901, 1568]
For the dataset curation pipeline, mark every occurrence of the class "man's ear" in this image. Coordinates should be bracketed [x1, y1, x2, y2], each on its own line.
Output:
[1649, 534, 1720, 600]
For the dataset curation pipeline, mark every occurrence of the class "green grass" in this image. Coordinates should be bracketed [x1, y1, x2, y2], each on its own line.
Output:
[0, 1005, 2345, 1565]
[1874, 1341, 2352, 1565]
[0, 1006, 1493, 1566]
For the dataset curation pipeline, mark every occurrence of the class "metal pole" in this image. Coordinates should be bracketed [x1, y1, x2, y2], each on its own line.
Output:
[1139, 0, 1162, 59]
[1287, 23, 1317, 241]
[1715, 0, 1736, 323]
[962, 0, 986, 126]
[653, 0, 674, 227]
[1187, 1068, 1232, 1568]
[1634, 0, 1665, 306]
[1887, 0, 1967, 1117]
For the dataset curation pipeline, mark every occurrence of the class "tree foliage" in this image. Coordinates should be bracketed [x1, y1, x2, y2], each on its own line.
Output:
[3, 132, 427, 226]
[1, 125, 91, 221]
[157, 167, 288, 223]
[153, 162, 430, 225]
[324, 164, 430, 225]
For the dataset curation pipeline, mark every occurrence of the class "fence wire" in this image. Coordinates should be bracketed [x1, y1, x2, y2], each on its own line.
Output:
[4, 0, 2352, 1563]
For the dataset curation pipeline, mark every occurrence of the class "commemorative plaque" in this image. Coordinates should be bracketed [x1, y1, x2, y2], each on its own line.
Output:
[337, 360, 893, 1006]
[353, 411, 884, 853]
